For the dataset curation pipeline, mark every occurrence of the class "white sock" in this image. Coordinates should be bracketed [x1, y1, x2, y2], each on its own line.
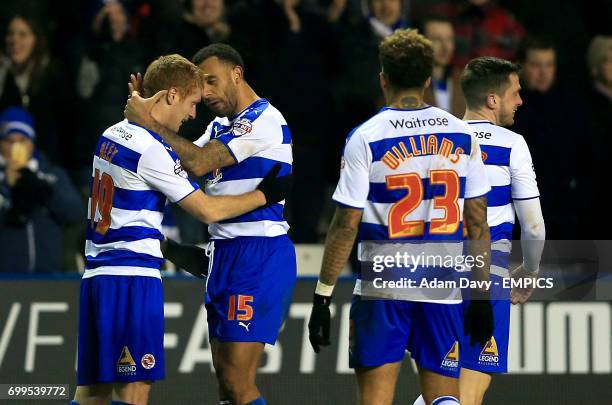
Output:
[431, 396, 460, 405]
[413, 395, 427, 405]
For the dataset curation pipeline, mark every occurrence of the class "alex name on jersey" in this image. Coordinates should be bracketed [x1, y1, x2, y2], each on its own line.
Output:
[194, 98, 292, 239]
[84, 120, 198, 279]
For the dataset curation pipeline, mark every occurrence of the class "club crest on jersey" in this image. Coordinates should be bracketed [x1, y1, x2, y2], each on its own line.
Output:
[141, 353, 156, 369]
[232, 118, 253, 136]
[441, 341, 459, 370]
[481, 151, 488, 162]
[174, 159, 188, 178]
[117, 346, 137, 375]
[478, 336, 500, 366]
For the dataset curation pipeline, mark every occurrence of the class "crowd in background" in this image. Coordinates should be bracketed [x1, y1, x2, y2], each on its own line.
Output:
[0, 0, 610, 273]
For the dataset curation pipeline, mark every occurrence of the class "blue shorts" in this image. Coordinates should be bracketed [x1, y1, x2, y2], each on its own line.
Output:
[460, 273, 510, 374]
[349, 295, 463, 378]
[77, 275, 165, 386]
[205, 235, 297, 345]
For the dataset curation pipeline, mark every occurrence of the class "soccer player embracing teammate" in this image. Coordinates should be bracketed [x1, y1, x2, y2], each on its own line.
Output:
[74, 54, 290, 405]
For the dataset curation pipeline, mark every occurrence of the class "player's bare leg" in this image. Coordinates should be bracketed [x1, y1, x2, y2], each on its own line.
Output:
[73, 384, 112, 405]
[211, 338, 229, 400]
[459, 368, 491, 405]
[355, 362, 401, 405]
[212, 339, 264, 404]
[418, 366, 460, 404]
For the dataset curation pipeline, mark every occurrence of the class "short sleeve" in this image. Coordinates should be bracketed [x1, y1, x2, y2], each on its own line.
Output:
[332, 132, 371, 209]
[215, 115, 281, 163]
[510, 136, 539, 200]
[464, 138, 491, 199]
[138, 143, 199, 203]
[193, 121, 213, 147]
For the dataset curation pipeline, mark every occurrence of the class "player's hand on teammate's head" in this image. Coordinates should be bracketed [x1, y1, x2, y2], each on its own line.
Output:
[308, 293, 332, 353]
[128, 72, 143, 95]
[510, 264, 537, 305]
[256, 163, 292, 206]
[124, 88, 167, 127]
[464, 291, 494, 347]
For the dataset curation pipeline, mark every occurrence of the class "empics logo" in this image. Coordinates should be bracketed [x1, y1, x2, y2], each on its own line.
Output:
[478, 336, 500, 366]
[441, 341, 459, 370]
[117, 346, 137, 375]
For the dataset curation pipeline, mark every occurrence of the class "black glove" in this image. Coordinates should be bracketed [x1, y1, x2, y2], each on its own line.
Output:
[6, 168, 54, 226]
[464, 290, 494, 347]
[161, 238, 209, 278]
[308, 293, 332, 353]
[257, 163, 292, 206]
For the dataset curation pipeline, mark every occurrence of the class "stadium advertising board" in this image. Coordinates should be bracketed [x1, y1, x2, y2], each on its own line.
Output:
[0, 278, 610, 404]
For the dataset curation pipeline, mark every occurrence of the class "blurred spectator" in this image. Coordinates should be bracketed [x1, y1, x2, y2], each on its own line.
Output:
[0, 56, 21, 111]
[164, 0, 230, 58]
[511, 37, 584, 240]
[272, 0, 350, 243]
[0, 107, 82, 273]
[2, 14, 73, 165]
[280, 0, 406, 242]
[159, 0, 225, 143]
[71, 1, 145, 186]
[453, 0, 525, 68]
[520, 38, 556, 93]
[421, 16, 465, 117]
[333, 0, 408, 147]
[580, 36, 612, 239]
[281, 0, 347, 33]
[586, 36, 612, 127]
[364, 0, 408, 38]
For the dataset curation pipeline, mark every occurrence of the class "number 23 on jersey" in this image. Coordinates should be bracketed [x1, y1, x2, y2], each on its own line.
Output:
[387, 169, 460, 238]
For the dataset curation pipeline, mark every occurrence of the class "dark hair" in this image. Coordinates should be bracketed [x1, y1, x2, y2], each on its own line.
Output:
[516, 36, 556, 62]
[192, 43, 244, 70]
[5, 14, 50, 94]
[460, 56, 521, 109]
[378, 28, 433, 90]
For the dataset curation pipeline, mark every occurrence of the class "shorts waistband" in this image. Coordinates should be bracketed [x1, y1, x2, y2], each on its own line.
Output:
[209, 234, 291, 246]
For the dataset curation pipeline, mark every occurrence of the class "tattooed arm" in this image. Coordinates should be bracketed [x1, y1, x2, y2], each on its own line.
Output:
[308, 205, 362, 352]
[318, 206, 362, 286]
[124, 90, 236, 176]
[464, 196, 491, 286]
[144, 119, 234, 177]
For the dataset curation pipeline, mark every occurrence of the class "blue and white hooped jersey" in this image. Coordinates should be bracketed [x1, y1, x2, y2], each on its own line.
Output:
[334, 106, 490, 242]
[194, 98, 292, 239]
[84, 120, 199, 279]
[466, 121, 539, 242]
[333, 106, 490, 296]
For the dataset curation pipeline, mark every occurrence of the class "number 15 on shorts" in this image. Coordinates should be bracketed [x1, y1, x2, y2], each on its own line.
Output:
[227, 295, 254, 321]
